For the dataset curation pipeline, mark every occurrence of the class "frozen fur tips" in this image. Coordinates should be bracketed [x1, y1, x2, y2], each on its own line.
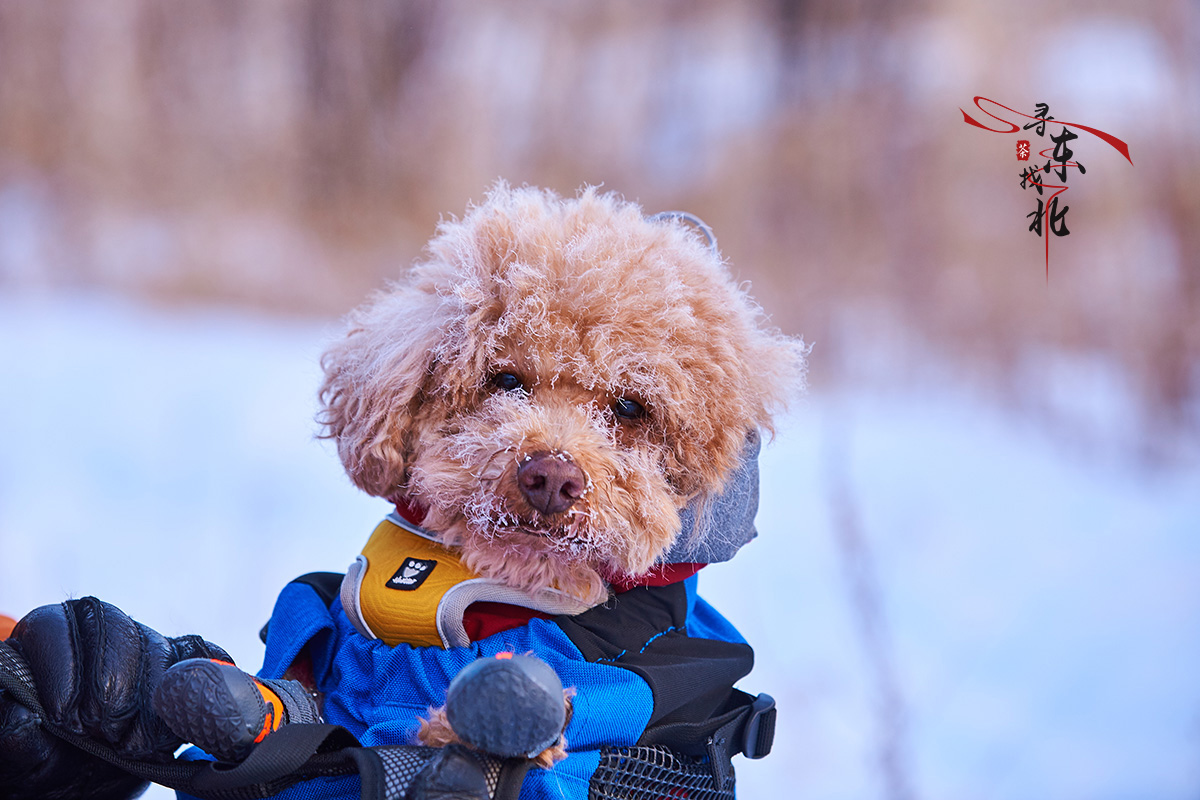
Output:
[318, 183, 807, 606]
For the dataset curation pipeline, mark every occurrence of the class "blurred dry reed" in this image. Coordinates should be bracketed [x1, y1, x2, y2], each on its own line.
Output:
[0, 0, 1196, 454]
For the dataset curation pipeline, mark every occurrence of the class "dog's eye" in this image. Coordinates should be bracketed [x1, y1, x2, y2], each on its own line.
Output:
[612, 397, 645, 420]
[491, 372, 525, 393]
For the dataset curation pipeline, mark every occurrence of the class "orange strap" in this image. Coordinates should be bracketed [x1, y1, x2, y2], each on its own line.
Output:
[0, 614, 17, 640]
[252, 679, 286, 742]
[210, 659, 286, 741]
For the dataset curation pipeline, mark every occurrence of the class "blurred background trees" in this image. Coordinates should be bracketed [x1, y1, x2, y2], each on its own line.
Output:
[0, 0, 1195, 454]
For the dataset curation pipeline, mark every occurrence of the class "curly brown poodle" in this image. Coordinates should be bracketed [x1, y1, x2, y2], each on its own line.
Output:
[319, 183, 806, 612]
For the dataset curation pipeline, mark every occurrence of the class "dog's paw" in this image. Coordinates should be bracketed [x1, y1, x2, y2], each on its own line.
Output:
[419, 697, 571, 769]
[153, 658, 320, 762]
[419, 653, 571, 766]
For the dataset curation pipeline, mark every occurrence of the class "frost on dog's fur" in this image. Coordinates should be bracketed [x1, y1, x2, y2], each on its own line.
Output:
[319, 183, 807, 605]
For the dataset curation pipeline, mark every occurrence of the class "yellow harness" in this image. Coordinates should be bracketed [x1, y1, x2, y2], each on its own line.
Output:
[339, 514, 593, 649]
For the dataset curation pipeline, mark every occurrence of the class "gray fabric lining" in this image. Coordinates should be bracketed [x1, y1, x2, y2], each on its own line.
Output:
[658, 429, 761, 565]
[340, 555, 377, 641]
[647, 210, 720, 255]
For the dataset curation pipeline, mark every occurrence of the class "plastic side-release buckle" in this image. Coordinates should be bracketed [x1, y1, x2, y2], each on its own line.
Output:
[742, 693, 776, 759]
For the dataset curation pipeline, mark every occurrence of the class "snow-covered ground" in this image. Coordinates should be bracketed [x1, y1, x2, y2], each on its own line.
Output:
[1, 290, 1197, 800]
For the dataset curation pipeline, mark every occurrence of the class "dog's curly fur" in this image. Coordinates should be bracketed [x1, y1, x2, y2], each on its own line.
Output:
[319, 183, 806, 610]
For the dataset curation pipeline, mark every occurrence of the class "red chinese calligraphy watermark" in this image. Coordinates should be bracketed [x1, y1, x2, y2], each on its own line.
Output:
[961, 96, 1132, 279]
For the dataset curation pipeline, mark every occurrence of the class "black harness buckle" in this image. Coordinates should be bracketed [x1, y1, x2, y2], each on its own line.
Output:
[742, 693, 776, 759]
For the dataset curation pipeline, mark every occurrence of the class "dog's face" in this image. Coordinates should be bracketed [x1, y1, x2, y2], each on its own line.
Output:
[320, 186, 804, 605]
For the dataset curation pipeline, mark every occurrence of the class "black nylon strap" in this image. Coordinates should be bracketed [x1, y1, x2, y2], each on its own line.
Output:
[703, 713, 741, 789]
[185, 725, 363, 797]
[346, 747, 387, 798]
[493, 759, 532, 800]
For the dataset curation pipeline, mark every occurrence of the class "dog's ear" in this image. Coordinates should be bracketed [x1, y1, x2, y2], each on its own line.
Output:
[653, 292, 809, 500]
[318, 286, 449, 498]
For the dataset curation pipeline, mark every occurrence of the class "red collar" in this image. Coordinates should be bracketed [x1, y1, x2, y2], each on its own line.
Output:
[392, 495, 428, 525]
[602, 562, 704, 592]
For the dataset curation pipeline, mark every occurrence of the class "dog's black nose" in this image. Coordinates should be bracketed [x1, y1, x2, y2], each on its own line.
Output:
[517, 452, 586, 516]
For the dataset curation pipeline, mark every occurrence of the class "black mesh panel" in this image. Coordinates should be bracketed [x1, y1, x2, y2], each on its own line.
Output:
[589, 745, 735, 800]
[375, 746, 438, 799]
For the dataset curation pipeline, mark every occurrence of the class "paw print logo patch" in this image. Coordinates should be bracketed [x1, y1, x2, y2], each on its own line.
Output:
[387, 557, 437, 591]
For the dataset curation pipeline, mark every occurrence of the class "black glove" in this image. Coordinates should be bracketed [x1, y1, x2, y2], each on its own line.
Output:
[0, 597, 231, 800]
